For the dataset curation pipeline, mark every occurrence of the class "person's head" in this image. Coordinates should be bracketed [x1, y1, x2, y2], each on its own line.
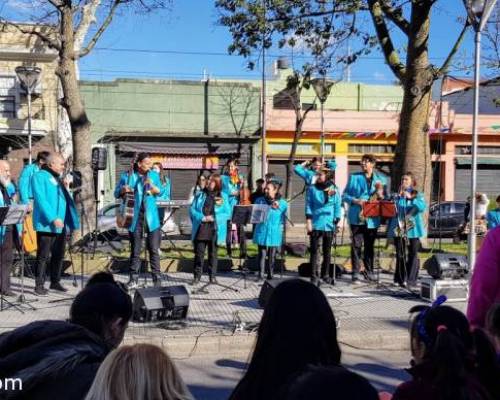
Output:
[311, 157, 322, 172]
[36, 151, 50, 166]
[0, 160, 11, 187]
[135, 153, 152, 174]
[255, 178, 265, 192]
[316, 169, 333, 185]
[226, 158, 238, 173]
[208, 173, 222, 193]
[360, 154, 376, 174]
[152, 162, 162, 174]
[496, 195, 500, 207]
[85, 343, 193, 400]
[278, 365, 378, 400]
[401, 172, 417, 190]
[409, 298, 500, 400]
[264, 172, 275, 183]
[264, 181, 279, 200]
[233, 279, 341, 400]
[486, 303, 500, 353]
[70, 281, 132, 348]
[196, 173, 208, 189]
[46, 153, 66, 176]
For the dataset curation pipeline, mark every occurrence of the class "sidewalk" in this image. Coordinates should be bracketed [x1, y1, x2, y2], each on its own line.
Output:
[0, 271, 466, 357]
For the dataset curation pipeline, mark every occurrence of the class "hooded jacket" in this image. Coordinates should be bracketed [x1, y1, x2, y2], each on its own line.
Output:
[0, 320, 111, 400]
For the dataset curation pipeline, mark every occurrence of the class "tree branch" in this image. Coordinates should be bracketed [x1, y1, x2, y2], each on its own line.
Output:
[436, 20, 470, 77]
[74, 0, 102, 52]
[379, 0, 409, 35]
[367, 0, 406, 82]
[79, 0, 121, 57]
[3, 20, 61, 51]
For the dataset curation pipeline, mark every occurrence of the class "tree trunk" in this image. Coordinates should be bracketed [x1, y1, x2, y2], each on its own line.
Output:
[392, 1, 433, 207]
[58, 7, 94, 238]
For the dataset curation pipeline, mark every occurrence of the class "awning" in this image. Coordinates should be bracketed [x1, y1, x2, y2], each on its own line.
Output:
[117, 142, 244, 155]
[455, 157, 500, 165]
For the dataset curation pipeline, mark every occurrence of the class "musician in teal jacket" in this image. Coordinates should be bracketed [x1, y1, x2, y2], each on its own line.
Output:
[305, 168, 342, 285]
[386, 173, 426, 288]
[342, 154, 387, 283]
[253, 181, 288, 280]
[221, 158, 246, 258]
[114, 153, 164, 288]
[487, 195, 500, 230]
[152, 162, 171, 225]
[294, 158, 337, 186]
[32, 154, 80, 296]
[189, 174, 230, 284]
[18, 151, 50, 205]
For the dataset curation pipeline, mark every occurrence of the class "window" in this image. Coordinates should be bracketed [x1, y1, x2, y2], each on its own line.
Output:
[348, 144, 395, 154]
[453, 203, 465, 214]
[0, 96, 15, 118]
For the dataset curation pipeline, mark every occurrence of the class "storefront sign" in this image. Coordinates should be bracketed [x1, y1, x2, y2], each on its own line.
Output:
[150, 155, 219, 169]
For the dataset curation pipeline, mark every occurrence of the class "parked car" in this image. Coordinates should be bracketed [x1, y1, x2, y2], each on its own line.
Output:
[428, 201, 467, 237]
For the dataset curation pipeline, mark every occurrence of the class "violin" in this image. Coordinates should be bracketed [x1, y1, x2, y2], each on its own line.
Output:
[239, 180, 251, 206]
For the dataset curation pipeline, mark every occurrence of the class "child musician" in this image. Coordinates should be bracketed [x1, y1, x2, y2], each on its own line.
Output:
[386, 172, 427, 289]
[253, 181, 288, 280]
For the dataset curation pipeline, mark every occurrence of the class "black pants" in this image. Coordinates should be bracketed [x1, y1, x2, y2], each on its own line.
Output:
[257, 246, 278, 279]
[393, 237, 420, 285]
[226, 221, 246, 258]
[129, 210, 161, 280]
[310, 230, 334, 281]
[0, 227, 14, 293]
[35, 231, 66, 288]
[193, 237, 217, 278]
[350, 224, 378, 280]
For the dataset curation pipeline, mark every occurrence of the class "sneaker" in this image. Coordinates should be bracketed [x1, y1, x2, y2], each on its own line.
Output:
[49, 282, 68, 292]
[209, 276, 218, 284]
[321, 276, 332, 284]
[352, 279, 362, 286]
[35, 287, 49, 296]
[191, 276, 201, 286]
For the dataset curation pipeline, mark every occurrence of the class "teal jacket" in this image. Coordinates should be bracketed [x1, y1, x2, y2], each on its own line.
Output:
[342, 172, 388, 228]
[305, 183, 342, 232]
[294, 159, 337, 185]
[253, 197, 288, 247]
[386, 193, 427, 239]
[114, 170, 164, 233]
[0, 184, 22, 245]
[189, 190, 231, 244]
[487, 209, 500, 230]
[157, 177, 171, 201]
[32, 169, 80, 234]
[221, 174, 243, 210]
[18, 163, 39, 204]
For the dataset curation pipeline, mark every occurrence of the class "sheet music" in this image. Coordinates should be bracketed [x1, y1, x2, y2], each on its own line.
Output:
[250, 204, 270, 224]
[0, 204, 28, 226]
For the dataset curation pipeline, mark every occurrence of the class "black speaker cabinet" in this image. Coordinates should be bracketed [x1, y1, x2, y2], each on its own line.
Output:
[258, 278, 291, 309]
[243, 258, 286, 273]
[423, 253, 469, 280]
[91, 147, 108, 171]
[297, 262, 344, 278]
[133, 285, 189, 322]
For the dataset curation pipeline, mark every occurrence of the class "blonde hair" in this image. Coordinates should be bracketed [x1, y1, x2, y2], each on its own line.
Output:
[85, 344, 193, 400]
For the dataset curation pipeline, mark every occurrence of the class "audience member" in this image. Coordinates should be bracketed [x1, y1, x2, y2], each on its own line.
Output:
[229, 279, 341, 400]
[0, 276, 132, 400]
[250, 178, 265, 203]
[467, 226, 500, 328]
[85, 343, 192, 400]
[393, 298, 498, 400]
[277, 364, 378, 400]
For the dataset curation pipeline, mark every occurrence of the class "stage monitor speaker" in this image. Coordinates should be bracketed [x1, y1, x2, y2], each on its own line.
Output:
[133, 285, 189, 323]
[91, 147, 107, 171]
[297, 262, 344, 278]
[285, 242, 308, 257]
[243, 258, 286, 273]
[423, 253, 469, 280]
[258, 278, 291, 309]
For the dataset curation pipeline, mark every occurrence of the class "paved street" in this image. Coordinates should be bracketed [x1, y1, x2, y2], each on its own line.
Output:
[176, 349, 410, 399]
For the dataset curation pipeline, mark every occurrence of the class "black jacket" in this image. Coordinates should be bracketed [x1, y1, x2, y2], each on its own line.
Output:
[0, 320, 112, 400]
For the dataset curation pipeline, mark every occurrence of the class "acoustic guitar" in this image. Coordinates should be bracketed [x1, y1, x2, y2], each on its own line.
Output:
[116, 159, 136, 229]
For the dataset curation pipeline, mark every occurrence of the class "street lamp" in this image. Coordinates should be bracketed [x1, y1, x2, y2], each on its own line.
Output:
[311, 76, 335, 162]
[15, 66, 41, 164]
[464, 0, 497, 271]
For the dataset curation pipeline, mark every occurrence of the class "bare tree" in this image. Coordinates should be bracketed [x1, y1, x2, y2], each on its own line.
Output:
[1, 0, 171, 236]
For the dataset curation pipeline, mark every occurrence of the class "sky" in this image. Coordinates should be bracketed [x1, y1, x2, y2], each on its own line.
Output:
[1, 0, 483, 84]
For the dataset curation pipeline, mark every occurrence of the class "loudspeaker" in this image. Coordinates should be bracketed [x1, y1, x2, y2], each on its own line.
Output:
[108, 257, 148, 274]
[243, 258, 286, 272]
[423, 253, 469, 280]
[91, 147, 107, 171]
[133, 285, 189, 322]
[285, 242, 308, 257]
[297, 262, 344, 278]
[258, 278, 290, 308]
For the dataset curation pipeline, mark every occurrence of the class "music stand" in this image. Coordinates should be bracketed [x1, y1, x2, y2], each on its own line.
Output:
[0, 205, 34, 313]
